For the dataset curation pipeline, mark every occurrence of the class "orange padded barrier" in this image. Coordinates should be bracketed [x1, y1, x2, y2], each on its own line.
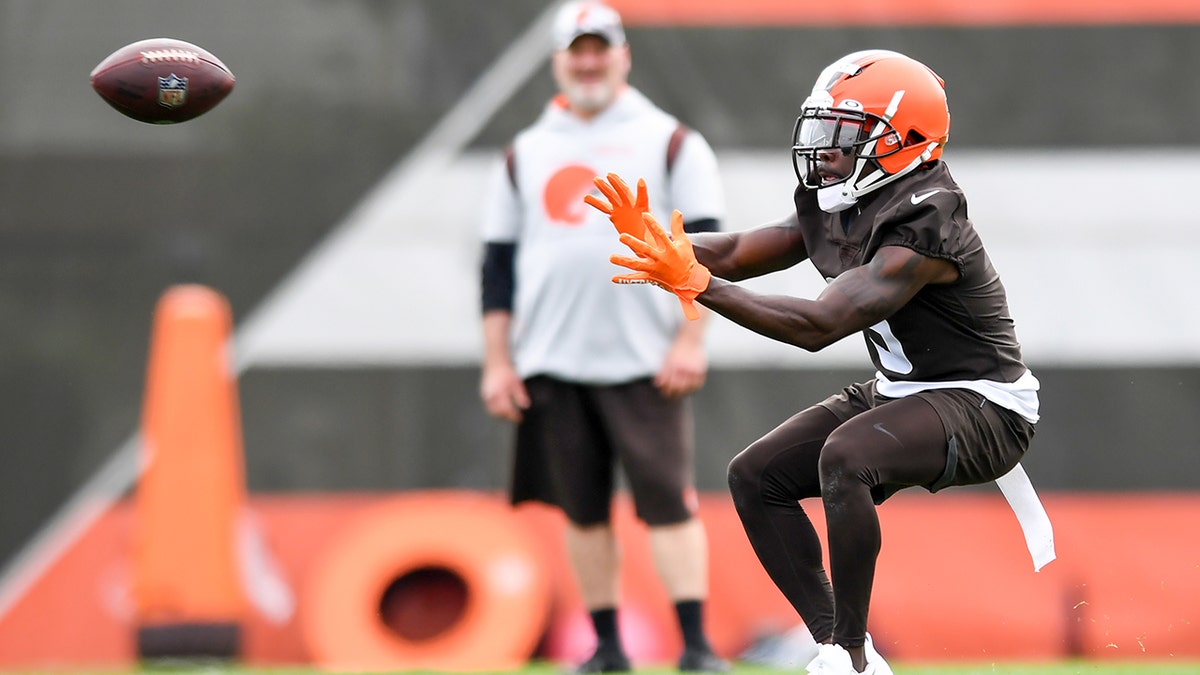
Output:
[3, 492, 1199, 668]
[300, 491, 552, 671]
[0, 505, 136, 667]
[134, 285, 247, 654]
[1043, 494, 1200, 659]
[866, 491, 1200, 662]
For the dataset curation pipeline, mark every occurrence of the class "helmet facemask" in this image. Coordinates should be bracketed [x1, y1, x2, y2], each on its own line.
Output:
[792, 100, 899, 212]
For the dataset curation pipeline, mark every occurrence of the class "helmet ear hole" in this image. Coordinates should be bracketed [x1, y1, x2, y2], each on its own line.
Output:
[904, 130, 927, 146]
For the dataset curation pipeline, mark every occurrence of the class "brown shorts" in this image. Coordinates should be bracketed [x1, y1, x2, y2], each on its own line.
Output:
[510, 376, 696, 527]
[819, 379, 1036, 501]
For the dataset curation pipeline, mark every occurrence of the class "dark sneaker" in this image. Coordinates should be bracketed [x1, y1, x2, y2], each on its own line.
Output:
[571, 647, 632, 674]
[678, 646, 731, 673]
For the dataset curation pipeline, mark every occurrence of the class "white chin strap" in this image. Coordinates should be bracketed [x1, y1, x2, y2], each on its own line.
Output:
[816, 140, 941, 214]
[816, 157, 867, 213]
[817, 185, 858, 213]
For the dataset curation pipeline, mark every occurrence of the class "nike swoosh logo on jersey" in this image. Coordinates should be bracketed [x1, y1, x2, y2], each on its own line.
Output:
[910, 189, 941, 205]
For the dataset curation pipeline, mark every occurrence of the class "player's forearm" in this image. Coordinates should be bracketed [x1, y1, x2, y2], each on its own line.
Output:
[690, 231, 743, 279]
[698, 278, 842, 352]
[691, 215, 807, 282]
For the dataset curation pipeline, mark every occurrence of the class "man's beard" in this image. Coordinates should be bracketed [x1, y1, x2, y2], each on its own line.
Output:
[563, 81, 616, 114]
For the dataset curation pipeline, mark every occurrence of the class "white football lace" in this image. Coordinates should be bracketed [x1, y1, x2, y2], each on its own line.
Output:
[139, 49, 200, 65]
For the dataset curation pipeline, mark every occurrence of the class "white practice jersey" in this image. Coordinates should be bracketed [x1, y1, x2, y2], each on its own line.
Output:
[481, 87, 724, 384]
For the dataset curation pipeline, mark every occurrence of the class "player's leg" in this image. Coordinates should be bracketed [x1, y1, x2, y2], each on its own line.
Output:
[816, 394, 952, 672]
[726, 404, 844, 645]
[598, 380, 728, 672]
[814, 386, 1033, 673]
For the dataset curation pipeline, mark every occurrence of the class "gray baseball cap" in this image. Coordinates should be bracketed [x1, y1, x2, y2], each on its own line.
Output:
[552, 1, 627, 50]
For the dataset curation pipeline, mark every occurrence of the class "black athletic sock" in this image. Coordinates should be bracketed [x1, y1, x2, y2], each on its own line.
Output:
[675, 600, 711, 651]
[589, 607, 623, 652]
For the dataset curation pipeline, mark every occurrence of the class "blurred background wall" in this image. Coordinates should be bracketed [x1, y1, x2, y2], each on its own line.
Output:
[2, 0, 1199, 573]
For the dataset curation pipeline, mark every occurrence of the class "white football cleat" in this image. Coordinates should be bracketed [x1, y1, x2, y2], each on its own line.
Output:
[805, 643, 855, 674]
[864, 633, 893, 675]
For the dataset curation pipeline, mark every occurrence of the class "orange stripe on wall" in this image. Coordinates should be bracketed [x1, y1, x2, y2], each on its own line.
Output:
[607, 0, 1200, 26]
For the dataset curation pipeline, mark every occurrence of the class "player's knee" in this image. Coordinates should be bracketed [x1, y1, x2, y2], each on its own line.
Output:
[817, 432, 867, 492]
[727, 446, 762, 498]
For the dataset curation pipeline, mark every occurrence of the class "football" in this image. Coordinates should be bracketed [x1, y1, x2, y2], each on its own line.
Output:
[90, 38, 235, 124]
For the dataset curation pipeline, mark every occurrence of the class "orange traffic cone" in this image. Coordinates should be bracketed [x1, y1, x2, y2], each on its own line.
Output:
[134, 285, 246, 659]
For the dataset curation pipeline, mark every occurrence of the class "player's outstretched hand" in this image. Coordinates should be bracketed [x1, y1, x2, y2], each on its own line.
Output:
[585, 173, 650, 239]
[611, 210, 712, 321]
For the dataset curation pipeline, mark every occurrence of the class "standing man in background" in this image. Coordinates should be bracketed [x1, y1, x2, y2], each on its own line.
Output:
[478, 2, 728, 672]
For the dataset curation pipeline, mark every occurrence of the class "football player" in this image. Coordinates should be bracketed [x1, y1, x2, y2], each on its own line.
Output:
[589, 50, 1044, 675]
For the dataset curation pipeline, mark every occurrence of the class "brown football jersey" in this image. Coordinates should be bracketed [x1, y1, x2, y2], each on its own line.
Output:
[794, 161, 1028, 384]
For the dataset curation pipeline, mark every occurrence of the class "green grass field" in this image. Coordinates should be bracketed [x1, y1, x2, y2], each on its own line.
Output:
[522, 663, 1195, 675]
[6, 661, 1200, 675]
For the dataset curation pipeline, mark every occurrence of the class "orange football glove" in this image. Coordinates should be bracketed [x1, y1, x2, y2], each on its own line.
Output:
[611, 209, 711, 321]
[584, 173, 650, 239]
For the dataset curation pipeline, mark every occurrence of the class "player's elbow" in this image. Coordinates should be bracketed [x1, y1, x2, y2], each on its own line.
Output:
[790, 323, 842, 352]
[795, 335, 834, 353]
